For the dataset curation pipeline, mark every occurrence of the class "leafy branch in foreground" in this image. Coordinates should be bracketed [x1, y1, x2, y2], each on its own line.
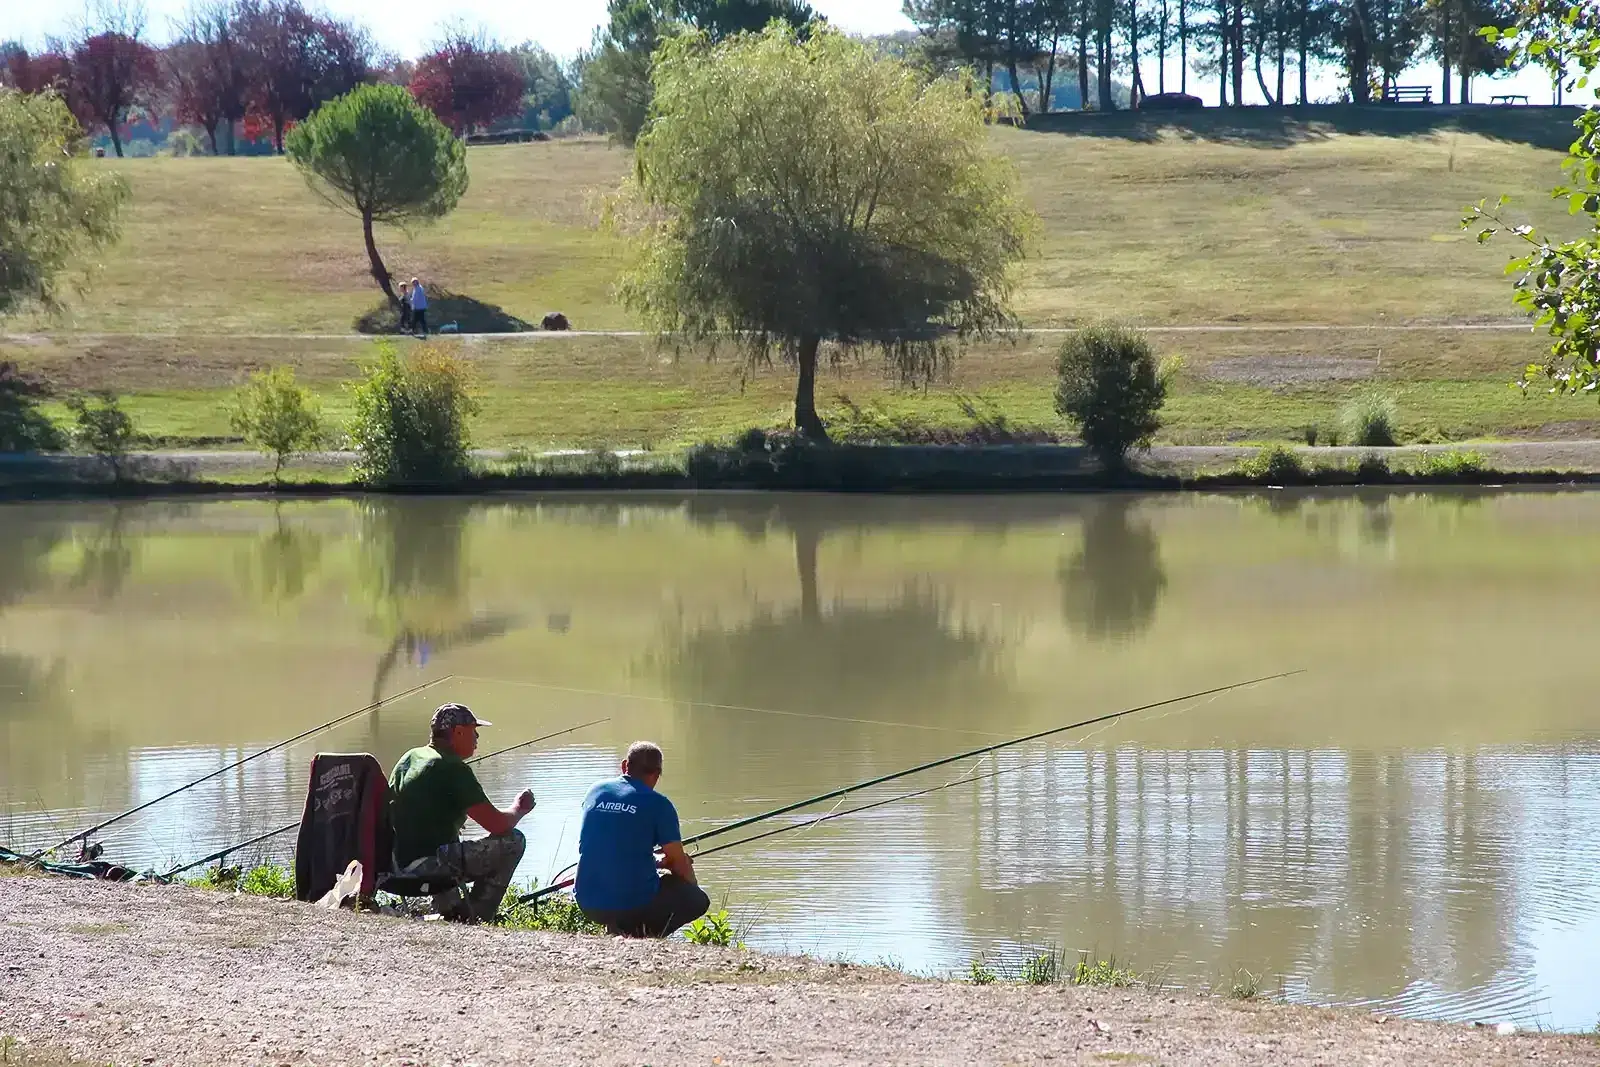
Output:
[1466, 3, 1600, 394]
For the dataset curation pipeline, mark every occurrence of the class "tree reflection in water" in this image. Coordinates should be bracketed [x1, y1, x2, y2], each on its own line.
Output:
[1058, 499, 1167, 641]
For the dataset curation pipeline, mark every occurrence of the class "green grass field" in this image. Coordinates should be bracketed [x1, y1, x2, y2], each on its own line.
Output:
[7, 106, 1598, 450]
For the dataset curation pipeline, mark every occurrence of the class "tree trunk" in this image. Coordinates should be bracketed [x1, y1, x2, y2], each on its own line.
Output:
[1180, 0, 1188, 92]
[109, 123, 124, 157]
[1219, 9, 1229, 107]
[1158, 0, 1168, 93]
[1275, 9, 1286, 105]
[1231, 0, 1245, 106]
[1256, 51, 1276, 105]
[1039, 36, 1060, 114]
[1078, 28, 1091, 109]
[363, 210, 396, 303]
[1298, 0, 1309, 102]
[273, 114, 286, 154]
[226, 120, 236, 156]
[794, 336, 827, 441]
[204, 121, 219, 155]
[1460, 63, 1469, 103]
[1008, 57, 1032, 116]
[1440, 4, 1452, 104]
[1129, 0, 1142, 109]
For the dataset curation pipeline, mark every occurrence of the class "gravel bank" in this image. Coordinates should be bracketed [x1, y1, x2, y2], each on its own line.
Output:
[2, 878, 1595, 1066]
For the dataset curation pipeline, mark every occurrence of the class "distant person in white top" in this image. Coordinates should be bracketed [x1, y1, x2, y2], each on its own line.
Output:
[409, 278, 428, 337]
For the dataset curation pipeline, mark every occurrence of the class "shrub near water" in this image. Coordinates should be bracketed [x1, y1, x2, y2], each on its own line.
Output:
[1340, 390, 1399, 447]
[347, 342, 479, 485]
[231, 366, 325, 481]
[1054, 325, 1171, 468]
[1237, 443, 1306, 483]
[67, 392, 141, 478]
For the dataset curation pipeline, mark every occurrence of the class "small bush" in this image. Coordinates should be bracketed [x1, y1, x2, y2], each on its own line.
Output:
[67, 392, 140, 478]
[1021, 950, 1059, 985]
[1340, 391, 1399, 447]
[495, 885, 605, 933]
[1054, 324, 1171, 468]
[683, 909, 741, 948]
[968, 957, 998, 985]
[1238, 443, 1305, 483]
[235, 864, 294, 898]
[1069, 954, 1138, 987]
[1417, 449, 1486, 478]
[1355, 451, 1391, 481]
[231, 366, 324, 481]
[346, 341, 479, 485]
[164, 128, 208, 157]
[1302, 424, 1318, 447]
[1228, 967, 1263, 1000]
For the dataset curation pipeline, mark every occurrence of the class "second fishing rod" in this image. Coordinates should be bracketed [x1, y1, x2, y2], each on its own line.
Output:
[518, 669, 1301, 904]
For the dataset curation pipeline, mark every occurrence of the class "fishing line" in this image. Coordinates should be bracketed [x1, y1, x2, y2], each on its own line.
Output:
[516, 670, 1302, 904]
[453, 675, 1009, 739]
[729, 687, 1230, 854]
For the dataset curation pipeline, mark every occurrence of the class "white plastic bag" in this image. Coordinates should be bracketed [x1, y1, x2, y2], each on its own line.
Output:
[315, 859, 363, 909]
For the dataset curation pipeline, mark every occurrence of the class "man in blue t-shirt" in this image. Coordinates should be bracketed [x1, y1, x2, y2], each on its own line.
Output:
[575, 740, 709, 937]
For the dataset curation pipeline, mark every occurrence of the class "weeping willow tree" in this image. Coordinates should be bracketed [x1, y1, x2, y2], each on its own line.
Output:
[616, 25, 1035, 440]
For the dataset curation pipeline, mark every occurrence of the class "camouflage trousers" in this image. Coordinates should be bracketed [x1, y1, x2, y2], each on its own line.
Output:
[399, 830, 525, 922]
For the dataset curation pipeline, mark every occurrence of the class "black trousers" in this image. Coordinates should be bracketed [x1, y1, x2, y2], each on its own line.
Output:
[413, 309, 427, 336]
[582, 874, 710, 938]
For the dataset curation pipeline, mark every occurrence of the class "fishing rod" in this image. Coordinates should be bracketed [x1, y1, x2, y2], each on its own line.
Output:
[516, 669, 1301, 904]
[31, 675, 456, 862]
[693, 753, 1060, 860]
[161, 716, 610, 879]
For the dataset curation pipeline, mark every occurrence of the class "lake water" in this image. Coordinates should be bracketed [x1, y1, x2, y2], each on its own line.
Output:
[2, 490, 1597, 1030]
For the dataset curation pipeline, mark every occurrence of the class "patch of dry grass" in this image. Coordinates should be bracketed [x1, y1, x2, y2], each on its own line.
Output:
[9, 111, 1581, 336]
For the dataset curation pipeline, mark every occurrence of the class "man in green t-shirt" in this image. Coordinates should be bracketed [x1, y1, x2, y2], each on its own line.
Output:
[388, 703, 535, 921]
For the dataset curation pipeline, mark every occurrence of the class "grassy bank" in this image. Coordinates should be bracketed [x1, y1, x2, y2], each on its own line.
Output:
[6, 328, 1593, 453]
[5, 107, 1595, 452]
[4, 440, 1599, 500]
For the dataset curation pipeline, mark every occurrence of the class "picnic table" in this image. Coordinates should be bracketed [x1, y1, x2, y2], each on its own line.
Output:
[1490, 94, 1530, 105]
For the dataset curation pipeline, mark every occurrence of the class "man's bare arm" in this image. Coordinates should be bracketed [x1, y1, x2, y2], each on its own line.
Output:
[467, 790, 535, 835]
[658, 841, 697, 885]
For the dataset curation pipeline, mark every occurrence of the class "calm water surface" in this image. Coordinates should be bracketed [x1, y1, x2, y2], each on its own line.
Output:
[2, 491, 1597, 1030]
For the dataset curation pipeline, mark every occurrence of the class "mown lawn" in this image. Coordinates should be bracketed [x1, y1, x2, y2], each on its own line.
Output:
[6, 106, 1595, 448]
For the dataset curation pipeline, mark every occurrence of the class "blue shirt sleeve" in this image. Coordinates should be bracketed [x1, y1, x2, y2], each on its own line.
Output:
[654, 794, 682, 846]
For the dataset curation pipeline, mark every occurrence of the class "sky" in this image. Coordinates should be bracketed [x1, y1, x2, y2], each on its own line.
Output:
[1, 0, 1590, 104]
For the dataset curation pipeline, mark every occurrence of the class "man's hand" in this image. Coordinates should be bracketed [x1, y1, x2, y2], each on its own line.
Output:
[513, 790, 536, 816]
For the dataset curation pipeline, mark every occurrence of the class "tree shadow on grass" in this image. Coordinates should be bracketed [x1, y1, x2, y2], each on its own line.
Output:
[0, 363, 67, 453]
[1023, 103, 1583, 152]
[354, 290, 535, 335]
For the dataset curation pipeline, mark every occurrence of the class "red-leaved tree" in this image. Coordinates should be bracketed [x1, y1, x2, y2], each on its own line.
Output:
[4, 48, 73, 96]
[409, 32, 524, 136]
[68, 30, 165, 157]
[235, 0, 372, 153]
[166, 1, 253, 155]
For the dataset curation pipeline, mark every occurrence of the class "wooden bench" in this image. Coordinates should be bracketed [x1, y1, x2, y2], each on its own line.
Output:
[1490, 94, 1530, 105]
[1381, 85, 1433, 104]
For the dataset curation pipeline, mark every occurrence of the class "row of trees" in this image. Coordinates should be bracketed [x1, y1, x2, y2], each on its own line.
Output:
[0, 1, 576, 156]
[903, 0, 1522, 112]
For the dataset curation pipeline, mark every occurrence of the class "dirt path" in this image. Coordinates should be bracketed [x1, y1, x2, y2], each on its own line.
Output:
[1, 878, 1593, 1067]
[11, 439, 1600, 482]
[0, 323, 1535, 343]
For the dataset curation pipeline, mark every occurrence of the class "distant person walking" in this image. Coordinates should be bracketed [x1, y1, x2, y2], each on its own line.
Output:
[397, 281, 413, 334]
[409, 277, 428, 338]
